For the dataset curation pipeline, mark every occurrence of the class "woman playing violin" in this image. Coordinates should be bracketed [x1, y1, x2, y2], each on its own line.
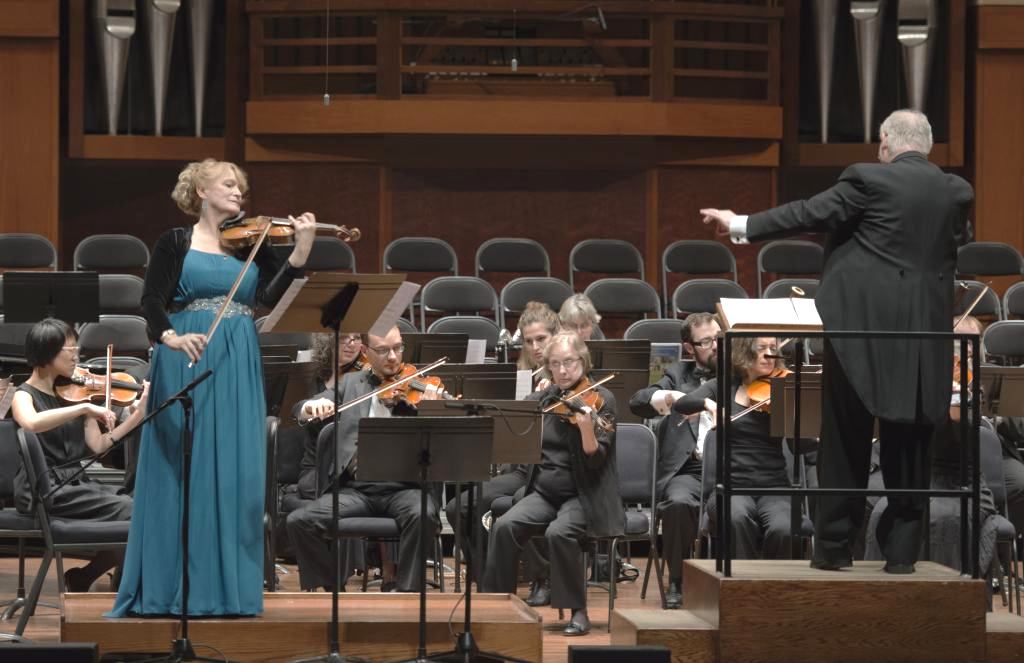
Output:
[12, 319, 149, 591]
[110, 159, 316, 618]
[482, 331, 624, 636]
[672, 336, 797, 560]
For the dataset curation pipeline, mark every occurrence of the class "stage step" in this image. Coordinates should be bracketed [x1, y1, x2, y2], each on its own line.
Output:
[986, 612, 1024, 662]
[61, 592, 542, 662]
[610, 608, 717, 663]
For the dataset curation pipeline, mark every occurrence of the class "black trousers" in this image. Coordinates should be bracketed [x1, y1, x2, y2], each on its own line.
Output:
[708, 494, 793, 559]
[658, 469, 701, 581]
[814, 341, 932, 567]
[444, 470, 528, 582]
[286, 483, 439, 592]
[482, 492, 588, 611]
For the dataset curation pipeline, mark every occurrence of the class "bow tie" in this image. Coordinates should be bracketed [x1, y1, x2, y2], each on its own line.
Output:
[691, 365, 713, 381]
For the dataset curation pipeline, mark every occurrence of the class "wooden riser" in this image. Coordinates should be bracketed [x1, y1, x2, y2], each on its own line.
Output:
[610, 609, 716, 663]
[61, 592, 542, 663]
[986, 612, 1024, 663]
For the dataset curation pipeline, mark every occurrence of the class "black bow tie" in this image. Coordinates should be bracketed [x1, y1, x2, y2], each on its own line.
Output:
[691, 365, 713, 381]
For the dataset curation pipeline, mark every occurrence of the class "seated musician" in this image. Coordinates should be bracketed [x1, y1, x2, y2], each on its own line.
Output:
[11, 318, 148, 591]
[482, 331, 624, 636]
[628, 312, 721, 609]
[559, 294, 601, 341]
[865, 314, 999, 573]
[285, 325, 441, 592]
[672, 336, 799, 560]
[444, 301, 559, 590]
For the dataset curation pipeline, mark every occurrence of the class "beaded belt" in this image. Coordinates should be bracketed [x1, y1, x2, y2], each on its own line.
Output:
[181, 296, 253, 319]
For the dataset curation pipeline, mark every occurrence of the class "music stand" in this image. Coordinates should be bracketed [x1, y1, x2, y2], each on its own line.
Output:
[267, 273, 416, 663]
[2, 271, 100, 324]
[590, 340, 650, 425]
[403, 333, 470, 364]
[428, 364, 519, 400]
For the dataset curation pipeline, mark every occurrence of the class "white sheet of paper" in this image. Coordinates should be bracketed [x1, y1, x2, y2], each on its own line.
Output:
[369, 281, 420, 338]
[260, 278, 307, 332]
[515, 369, 534, 401]
[295, 349, 312, 363]
[465, 339, 486, 365]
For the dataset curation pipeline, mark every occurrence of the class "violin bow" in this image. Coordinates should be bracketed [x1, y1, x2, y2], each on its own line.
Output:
[334, 357, 449, 415]
[188, 219, 274, 368]
[953, 282, 991, 330]
[540, 373, 617, 414]
[104, 344, 114, 413]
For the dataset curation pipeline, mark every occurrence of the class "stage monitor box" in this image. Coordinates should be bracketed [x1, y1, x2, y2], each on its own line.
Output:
[0, 642, 98, 662]
[568, 645, 670, 663]
[403, 332, 469, 364]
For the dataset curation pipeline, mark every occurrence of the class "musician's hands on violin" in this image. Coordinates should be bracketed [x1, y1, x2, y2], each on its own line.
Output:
[286, 212, 317, 269]
[164, 331, 208, 364]
[82, 403, 118, 431]
[127, 381, 150, 420]
[700, 208, 736, 237]
[300, 397, 335, 423]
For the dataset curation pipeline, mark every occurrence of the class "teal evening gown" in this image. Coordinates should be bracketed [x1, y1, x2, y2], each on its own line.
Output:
[109, 249, 267, 616]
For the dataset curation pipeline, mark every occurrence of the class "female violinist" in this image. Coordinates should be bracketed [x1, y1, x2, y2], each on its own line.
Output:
[110, 159, 316, 618]
[482, 331, 624, 636]
[12, 319, 149, 591]
[672, 336, 797, 560]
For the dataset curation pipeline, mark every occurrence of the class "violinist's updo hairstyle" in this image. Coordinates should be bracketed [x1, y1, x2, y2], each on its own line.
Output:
[171, 159, 249, 217]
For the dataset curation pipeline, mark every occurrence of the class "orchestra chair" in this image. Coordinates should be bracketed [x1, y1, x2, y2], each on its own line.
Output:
[0, 234, 57, 271]
[383, 238, 458, 324]
[662, 240, 738, 312]
[77, 315, 151, 361]
[762, 278, 821, 300]
[980, 426, 1021, 615]
[624, 318, 685, 344]
[419, 276, 499, 331]
[14, 429, 130, 636]
[499, 277, 572, 328]
[97, 274, 144, 316]
[584, 278, 662, 320]
[427, 316, 503, 353]
[73, 234, 149, 273]
[957, 242, 1023, 279]
[476, 238, 550, 278]
[983, 320, 1024, 365]
[273, 236, 356, 273]
[671, 279, 747, 318]
[569, 239, 643, 291]
[1003, 282, 1024, 320]
[757, 240, 824, 297]
[954, 280, 1003, 321]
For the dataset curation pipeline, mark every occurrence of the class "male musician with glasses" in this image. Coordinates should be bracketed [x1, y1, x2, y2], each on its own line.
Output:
[285, 325, 441, 592]
[629, 312, 721, 609]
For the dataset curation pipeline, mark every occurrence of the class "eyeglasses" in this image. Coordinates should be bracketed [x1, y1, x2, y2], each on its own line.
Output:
[368, 343, 405, 357]
[548, 357, 582, 372]
[62, 345, 80, 354]
[339, 335, 361, 346]
[691, 337, 718, 349]
[755, 344, 779, 355]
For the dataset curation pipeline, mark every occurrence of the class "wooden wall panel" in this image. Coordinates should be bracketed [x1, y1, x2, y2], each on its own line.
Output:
[0, 0, 58, 38]
[0, 39, 59, 241]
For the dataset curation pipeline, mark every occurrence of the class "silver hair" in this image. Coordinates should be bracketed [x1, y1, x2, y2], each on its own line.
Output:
[558, 293, 601, 326]
[879, 109, 933, 155]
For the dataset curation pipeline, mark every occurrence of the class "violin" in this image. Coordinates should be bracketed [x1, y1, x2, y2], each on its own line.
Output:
[730, 367, 793, 422]
[340, 352, 370, 377]
[56, 366, 144, 408]
[219, 215, 361, 250]
[542, 374, 616, 433]
[377, 363, 458, 410]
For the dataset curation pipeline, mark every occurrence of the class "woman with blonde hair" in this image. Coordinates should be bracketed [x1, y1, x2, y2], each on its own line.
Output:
[109, 159, 316, 617]
[558, 294, 602, 341]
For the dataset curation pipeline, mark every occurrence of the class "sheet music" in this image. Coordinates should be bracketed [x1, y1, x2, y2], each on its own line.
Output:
[260, 278, 308, 332]
[465, 339, 486, 365]
[717, 297, 823, 331]
[369, 281, 420, 338]
[515, 369, 534, 400]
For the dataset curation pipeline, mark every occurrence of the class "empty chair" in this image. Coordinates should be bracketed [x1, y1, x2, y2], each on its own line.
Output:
[274, 236, 355, 272]
[73, 234, 150, 271]
[98, 274, 144, 315]
[662, 240, 738, 306]
[1004, 282, 1024, 320]
[624, 318, 686, 344]
[0, 234, 57, 270]
[383, 237, 458, 275]
[395, 317, 419, 335]
[77, 315, 151, 360]
[476, 238, 550, 277]
[569, 239, 643, 290]
[983, 320, 1024, 364]
[0, 315, 34, 368]
[419, 276, 498, 330]
[584, 278, 661, 319]
[955, 279, 1003, 321]
[757, 240, 824, 296]
[499, 277, 573, 328]
[672, 279, 748, 317]
[762, 278, 820, 300]
[957, 242, 1023, 278]
[427, 316, 503, 352]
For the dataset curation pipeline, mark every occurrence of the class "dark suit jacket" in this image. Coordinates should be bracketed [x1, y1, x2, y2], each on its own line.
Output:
[629, 360, 707, 497]
[746, 151, 974, 424]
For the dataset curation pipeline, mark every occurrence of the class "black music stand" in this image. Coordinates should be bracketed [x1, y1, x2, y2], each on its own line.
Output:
[2, 271, 99, 324]
[589, 340, 650, 425]
[403, 333, 470, 364]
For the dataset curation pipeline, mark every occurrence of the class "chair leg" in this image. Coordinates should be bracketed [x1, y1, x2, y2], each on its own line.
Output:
[55, 553, 65, 594]
[608, 538, 619, 632]
[436, 535, 445, 593]
[16, 549, 52, 636]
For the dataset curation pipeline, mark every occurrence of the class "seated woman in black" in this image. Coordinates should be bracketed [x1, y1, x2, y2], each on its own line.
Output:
[673, 336, 795, 559]
[11, 318, 148, 591]
[482, 331, 624, 636]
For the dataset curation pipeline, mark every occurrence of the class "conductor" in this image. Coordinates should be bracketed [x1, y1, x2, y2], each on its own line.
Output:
[700, 109, 974, 573]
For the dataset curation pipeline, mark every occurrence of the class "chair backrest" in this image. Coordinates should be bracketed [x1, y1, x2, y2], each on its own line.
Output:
[1004, 281, 1024, 320]
[954, 279, 1003, 320]
[78, 315, 151, 359]
[584, 278, 661, 318]
[16, 428, 52, 516]
[499, 277, 573, 327]
[275, 425, 308, 486]
[80, 355, 149, 372]
[615, 423, 656, 506]
[983, 320, 1024, 362]
[73, 234, 150, 271]
[98, 273, 144, 315]
[396, 316, 419, 335]
[569, 239, 643, 290]
[0, 314, 35, 366]
[0, 420, 22, 501]
[476, 238, 550, 276]
[762, 278, 820, 300]
[0, 233, 57, 270]
[672, 279, 748, 318]
[383, 237, 458, 274]
[979, 426, 1007, 510]
[275, 236, 356, 272]
[420, 276, 499, 329]
[957, 242, 1023, 278]
[427, 315, 502, 352]
[662, 240, 737, 306]
[757, 240, 824, 296]
[624, 318, 685, 344]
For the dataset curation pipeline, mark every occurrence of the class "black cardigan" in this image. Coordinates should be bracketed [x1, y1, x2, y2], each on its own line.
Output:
[141, 226, 305, 342]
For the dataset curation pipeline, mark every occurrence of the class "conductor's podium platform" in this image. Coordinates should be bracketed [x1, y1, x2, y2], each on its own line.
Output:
[612, 559, 1024, 662]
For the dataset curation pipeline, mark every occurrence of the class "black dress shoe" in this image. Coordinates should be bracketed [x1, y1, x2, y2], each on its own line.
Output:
[63, 567, 92, 593]
[380, 581, 398, 592]
[810, 557, 853, 571]
[665, 580, 682, 610]
[883, 563, 915, 574]
[524, 579, 550, 607]
[563, 610, 590, 636]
